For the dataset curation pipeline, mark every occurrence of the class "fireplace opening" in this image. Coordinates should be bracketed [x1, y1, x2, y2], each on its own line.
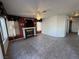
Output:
[25, 29, 34, 38]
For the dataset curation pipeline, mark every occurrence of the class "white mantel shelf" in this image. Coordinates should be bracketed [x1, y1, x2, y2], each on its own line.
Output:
[22, 27, 36, 38]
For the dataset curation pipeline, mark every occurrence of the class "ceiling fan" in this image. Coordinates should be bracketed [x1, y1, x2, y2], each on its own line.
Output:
[71, 11, 79, 16]
[34, 9, 47, 20]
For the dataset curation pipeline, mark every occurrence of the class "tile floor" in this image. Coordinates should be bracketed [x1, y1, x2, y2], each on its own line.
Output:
[6, 33, 79, 59]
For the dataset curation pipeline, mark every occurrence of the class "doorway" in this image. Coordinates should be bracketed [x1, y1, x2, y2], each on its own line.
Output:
[69, 20, 72, 33]
[68, 18, 79, 35]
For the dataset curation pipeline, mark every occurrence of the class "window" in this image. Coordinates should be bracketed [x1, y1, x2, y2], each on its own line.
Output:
[36, 22, 42, 32]
[0, 17, 8, 42]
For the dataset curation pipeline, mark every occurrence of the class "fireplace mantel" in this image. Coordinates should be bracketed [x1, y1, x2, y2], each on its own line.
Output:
[22, 27, 36, 38]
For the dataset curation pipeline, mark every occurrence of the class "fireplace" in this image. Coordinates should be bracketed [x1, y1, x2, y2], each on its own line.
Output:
[22, 27, 36, 38]
[25, 29, 34, 38]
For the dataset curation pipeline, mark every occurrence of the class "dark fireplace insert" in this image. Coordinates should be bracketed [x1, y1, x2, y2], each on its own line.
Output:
[25, 29, 34, 38]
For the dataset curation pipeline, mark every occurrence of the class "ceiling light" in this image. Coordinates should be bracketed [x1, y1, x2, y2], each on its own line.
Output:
[73, 11, 79, 16]
[74, 13, 79, 16]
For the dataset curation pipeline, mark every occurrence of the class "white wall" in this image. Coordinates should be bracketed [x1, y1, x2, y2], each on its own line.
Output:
[71, 20, 79, 33]
[42, 15, 67, 37]
[66, 19, 69, 33]
[0, 45, 3, 59]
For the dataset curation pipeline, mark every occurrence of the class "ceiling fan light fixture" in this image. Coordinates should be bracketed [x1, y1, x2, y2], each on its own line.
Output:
[36, 13, 42, 20]
[72, 11, 79, 16]
[74, 13, 79, 16]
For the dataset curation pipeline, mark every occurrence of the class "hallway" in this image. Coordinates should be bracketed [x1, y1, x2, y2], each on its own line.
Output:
[7, 33, 79, 59]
